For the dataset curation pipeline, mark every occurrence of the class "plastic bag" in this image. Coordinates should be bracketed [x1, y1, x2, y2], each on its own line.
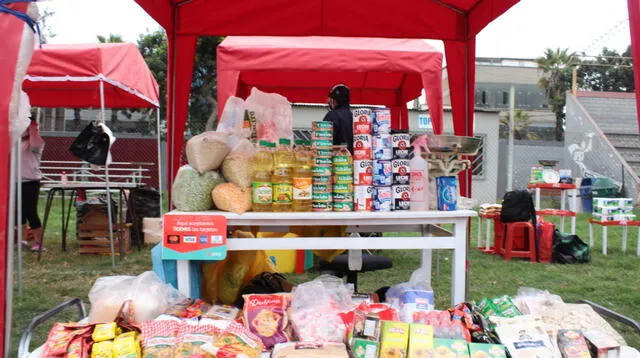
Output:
[186, 131, 230, 173]
[221, 137, 255, 188]
[217, 96, 248, 137]
[88, 271, 185, 323]
[69, 122, 111, 166]
[385, 268, 435, 323]
[512, 287, 563, 315]
[246, 88, 293, 143]
[172, 165, 225, 211]
[211, 182, 252, 214]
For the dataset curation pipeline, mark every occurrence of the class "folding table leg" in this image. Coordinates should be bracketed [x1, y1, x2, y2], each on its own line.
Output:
[62, 190, 76, 252]
[622, 225, 628, 253]
[38, 189, 57, 261]
[485, 219, 492, 251]
[589, 223, 594, 247]
[60, 191, 66, 252]
[571, 216, 576, 234]
[560, 217, 565, 233]
[477, 217, 482, 248]
[602, 226, 608, 255]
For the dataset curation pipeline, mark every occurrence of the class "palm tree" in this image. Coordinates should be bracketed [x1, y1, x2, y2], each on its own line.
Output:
[500, 110, 538, 140]
[97, 34, 124, 127]
[535, 48, 579, 141]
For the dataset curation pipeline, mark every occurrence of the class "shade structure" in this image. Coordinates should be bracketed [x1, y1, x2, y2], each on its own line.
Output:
[23, 43, 160, 108]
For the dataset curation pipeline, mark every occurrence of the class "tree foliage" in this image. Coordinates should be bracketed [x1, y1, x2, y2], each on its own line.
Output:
[580, 46, 634, 92]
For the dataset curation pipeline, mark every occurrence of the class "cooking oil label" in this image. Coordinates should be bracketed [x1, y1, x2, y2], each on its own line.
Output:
[272, 183, 293, 203]
[293, 177, 312, 200]
[252, 182, 272, 204]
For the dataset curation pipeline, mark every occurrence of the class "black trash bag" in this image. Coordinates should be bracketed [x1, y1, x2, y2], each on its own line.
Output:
[500, 190, 537, 225]
[76, 195, 118, 224]
[234, 272, 293, 309]
[126, 186, 161, 244]
[553, 230, 591, 264]
[69, 122, 110, 165]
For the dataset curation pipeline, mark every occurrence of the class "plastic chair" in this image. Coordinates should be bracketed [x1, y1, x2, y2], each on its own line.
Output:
[502, 221, 536, 262]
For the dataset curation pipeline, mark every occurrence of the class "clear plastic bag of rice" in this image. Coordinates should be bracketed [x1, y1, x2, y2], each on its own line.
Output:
[186, 131, 230, 173]
[221, 136, 255, 188]
[211, 182, 252, 214]
[172, 165, 226, 211]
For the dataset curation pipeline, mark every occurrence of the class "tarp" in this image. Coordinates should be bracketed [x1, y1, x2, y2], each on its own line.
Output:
[216, 36, 443, 133]
[23, 43, 160, 108]
[628, 0, 640, 130]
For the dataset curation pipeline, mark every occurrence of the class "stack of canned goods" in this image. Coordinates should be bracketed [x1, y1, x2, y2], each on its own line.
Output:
[372, 109, 393, 212]
[352, 108, 374, 211]
[333, 144, 354, 211]
[390, 129, 411, 211]
[311, 121, 333, 211]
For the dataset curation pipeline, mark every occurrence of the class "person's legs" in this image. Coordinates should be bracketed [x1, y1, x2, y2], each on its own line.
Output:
[22, 181, 43, 250]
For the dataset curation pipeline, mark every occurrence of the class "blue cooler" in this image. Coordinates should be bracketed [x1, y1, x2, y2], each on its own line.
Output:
[580, 178, 594, 213]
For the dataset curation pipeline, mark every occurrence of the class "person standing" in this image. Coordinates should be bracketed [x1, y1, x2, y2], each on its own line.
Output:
[323, 84, 353, 153]
[21, 119, 45, 251]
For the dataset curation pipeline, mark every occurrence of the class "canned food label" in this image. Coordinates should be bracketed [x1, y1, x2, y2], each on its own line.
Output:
[354, 160, 374, 185]
[312, 201, 333, 211]
[312, 184, 332, 193]
[392, 132, 411, 159]
[373, 160, 392, 186]
[392, 159, 411, 185]
[373, 134, 392, 160]
[353, 134, 373, 160]
[312, 130, 333, 139]
[373, 186, 392, 211]
[333, 183, 353, 193]
[252, 182, 272, 205]
[312, 121, 333, 130]
[332, 192, 354, 201]
[352, 109, 373, 135]
[334, 164, 353, 174]
[312, 165, 332, 176]
[313, 149, 332, 158]
[313, 192, 332, 201]
[436, 176, 457, 211]
[313, 175, 332, 184]
[334, 174, 353, 184]
[392, 185, 411, 210]
[355, 185, 373, 211]
[373, 109, 391, 134]
[315, 157, 333, 166]
[293, 177, 312, 200]
[333, 201, 354, 212]
[332, 155, 351, 165]
[273, 183, 293, 204]
[312, 139, 333, 148]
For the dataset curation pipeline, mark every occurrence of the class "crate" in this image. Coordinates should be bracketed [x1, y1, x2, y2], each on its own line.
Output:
[78, 223, 131, 255]
[142, 217, 162, 244]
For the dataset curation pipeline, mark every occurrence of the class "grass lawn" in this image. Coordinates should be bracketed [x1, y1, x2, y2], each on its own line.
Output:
[8, 198, 640, 355]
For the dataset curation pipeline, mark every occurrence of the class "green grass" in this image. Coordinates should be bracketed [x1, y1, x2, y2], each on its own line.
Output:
[9, 200, 640, 355]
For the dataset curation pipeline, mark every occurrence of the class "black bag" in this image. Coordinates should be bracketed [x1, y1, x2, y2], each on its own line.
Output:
[234, 272, 293, 308]
[500, 190, 537, 225]
[69, 122, 110, 165]
[553, 230, 591, 264]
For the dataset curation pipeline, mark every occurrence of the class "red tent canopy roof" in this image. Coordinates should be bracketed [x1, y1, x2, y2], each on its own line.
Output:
[23, 43, 159, 108]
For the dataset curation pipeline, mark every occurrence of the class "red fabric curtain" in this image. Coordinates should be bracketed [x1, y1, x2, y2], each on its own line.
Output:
[628, 0, 640, 132]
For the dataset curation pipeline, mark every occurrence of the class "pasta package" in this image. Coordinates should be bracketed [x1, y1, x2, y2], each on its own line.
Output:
[202, 322, 264, 358]
[172, 319, 215, 357]
[243, 294, 291, 349]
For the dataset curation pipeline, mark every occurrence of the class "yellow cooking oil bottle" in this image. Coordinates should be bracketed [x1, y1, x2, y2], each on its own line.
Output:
[293, 140, 313, 212]
[272, 138, 295, 212]
[251, 140, 275, 212]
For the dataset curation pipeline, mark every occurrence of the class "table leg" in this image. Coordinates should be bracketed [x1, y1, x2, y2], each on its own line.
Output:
[451, 218, 467, 305]
[622, 225, 628, 253]
[477, 217, 482, 248]
[420, 225, 433, 289]
[62, 190, 76, 252]
[602, 226, 608, 255]
[560, 217, 565, 233]
[123, 189, 140, 250]
[118, 190, 125, 259]
[589, 223, 594, 247]
[38, 189, 57, 261]
[486, 219, 492, 252]
[535, 188, 541, 210]
[177, 260, 191, 297]
[60, 190, 66, 252]
[571, 216, 576, 235]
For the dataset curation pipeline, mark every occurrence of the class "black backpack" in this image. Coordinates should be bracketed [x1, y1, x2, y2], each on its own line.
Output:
[500, 190, 537, 225]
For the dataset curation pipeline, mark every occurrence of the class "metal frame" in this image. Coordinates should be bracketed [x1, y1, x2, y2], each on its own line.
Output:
[577, 299, 640, 336]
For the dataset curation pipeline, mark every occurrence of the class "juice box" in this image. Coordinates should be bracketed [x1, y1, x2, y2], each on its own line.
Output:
[408, 324, 434, 358]
[379, 321, 409, 358]
[434, 339, 469, 358]
[468, 343, 507, 358]
[352, 338, 379, 358]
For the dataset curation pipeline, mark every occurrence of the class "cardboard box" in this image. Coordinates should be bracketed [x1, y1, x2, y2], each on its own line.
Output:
[408, 324, 434, 358]
[583, 330, 620, 358]
[433, 339, 469, 358]
[352, 338, 378, 358]
[468, 343, 506, 358]
[379, 321, 409, 358]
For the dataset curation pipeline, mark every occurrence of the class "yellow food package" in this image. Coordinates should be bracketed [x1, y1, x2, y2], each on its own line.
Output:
[113, 331, 141, 358]
[218, 250, 257, 305]
[91, 340, 114, 358]
[92, 322, 118, 343]
[379, 321, 409, 358]
[408, 324, 434, 358]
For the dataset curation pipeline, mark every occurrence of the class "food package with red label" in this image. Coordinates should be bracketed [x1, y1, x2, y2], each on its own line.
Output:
[242, 293, 292, 349]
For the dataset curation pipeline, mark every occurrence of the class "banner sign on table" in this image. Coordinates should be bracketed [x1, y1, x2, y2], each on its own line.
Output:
[162, 214, 227, 260]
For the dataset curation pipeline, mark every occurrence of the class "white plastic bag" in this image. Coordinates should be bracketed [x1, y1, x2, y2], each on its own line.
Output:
[217, 96, 247, 137]
[246, 88, 293, 143]
[186, 131, 230, 173]
[385, 268, 435, 323]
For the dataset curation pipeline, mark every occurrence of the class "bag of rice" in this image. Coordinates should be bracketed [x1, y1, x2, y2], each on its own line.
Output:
[172, 165, 225, 211]
[211, 182, 252, 214]
[221, 136, 255, 188]
[186, 131, 229, 173]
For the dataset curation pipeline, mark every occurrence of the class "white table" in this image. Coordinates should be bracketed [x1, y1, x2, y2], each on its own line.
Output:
[528, 183, 578, 234]
[167, 210, 477, 306]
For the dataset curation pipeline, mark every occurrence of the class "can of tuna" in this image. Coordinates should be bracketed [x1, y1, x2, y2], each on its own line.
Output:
[354, 159, 374, 185]
[332, 191, 354, 202]
[373, 160, 392, 186]
[373, 186, 392, 212]
[313, 148, 333, 158]
[313, 192, 332, 202]
[355, 185, 373, 211]
[333, 201, 354, 212]
[392, 159, 411, 185]
[334, 164, 353, 174]
[315, 157, 333, 166]
[312, 165, 332, 177]
[312, 130, 333, 140]
[312, 201, 333, 212]
[312, 183, 332, 193]
[313, 175, 332, 184]
[392, 185, 411, 210]
[373, 109, 391, 134]
[391, 131, 411, 159]
[333, 183, 354, 193]
[312, 139, 333, 148]
[332, 154, 351, 166]
[353, 134, 373, 160]
[373, 134, 392, 160]
[312, 121, 333, 131]
[352, 108, 373, 134]
[334, 173, 353, 184]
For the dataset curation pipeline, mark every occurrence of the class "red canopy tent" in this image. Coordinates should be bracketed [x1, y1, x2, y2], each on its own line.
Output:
[216, 36, 444, 133]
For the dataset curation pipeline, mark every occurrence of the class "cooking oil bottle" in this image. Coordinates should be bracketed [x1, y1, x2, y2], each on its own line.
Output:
[251, 140, 275, 212]
[272, 138, 294, 212]
[293, 140, 313, 212]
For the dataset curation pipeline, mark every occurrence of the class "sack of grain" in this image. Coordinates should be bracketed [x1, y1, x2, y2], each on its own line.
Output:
[211, 183, 252, 214]
[172, 165, 225, 211]
[221, 136, 255, 188]
[186, 131, 230, 173]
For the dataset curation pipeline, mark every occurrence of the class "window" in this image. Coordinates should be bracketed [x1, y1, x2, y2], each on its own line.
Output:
[472, 134, 486, 178]
[502, 91, 509, 105]
[481, 91, 488, 105]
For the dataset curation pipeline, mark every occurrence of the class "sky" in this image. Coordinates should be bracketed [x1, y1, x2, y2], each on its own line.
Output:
[41, 0, 632, 59]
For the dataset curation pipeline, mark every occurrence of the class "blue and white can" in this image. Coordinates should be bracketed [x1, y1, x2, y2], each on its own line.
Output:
[436, 176, 457, 211]
[373, 109, 391, 134]
[373, 160, 392, 186]
[373, 134, 392, 160]
[373, 186, 392, 212]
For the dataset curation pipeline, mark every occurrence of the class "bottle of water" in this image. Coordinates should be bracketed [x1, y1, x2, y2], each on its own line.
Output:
[410, 135, 430, 211]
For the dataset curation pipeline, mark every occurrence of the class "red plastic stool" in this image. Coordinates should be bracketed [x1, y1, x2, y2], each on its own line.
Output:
[502, 221, 536, 262]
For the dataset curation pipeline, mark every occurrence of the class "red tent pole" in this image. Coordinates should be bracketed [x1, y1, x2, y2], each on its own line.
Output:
[628, 0, 640, 133]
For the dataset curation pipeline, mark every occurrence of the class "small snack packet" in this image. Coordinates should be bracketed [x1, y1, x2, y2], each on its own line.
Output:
[92, 322, 120, 343]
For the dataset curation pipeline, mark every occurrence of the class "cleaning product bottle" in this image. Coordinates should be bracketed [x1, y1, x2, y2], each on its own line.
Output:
[251, 140, 275, 212]
[410, 135, 431, 211]
[292, 140, 313, 212]
[272, 138, 294, 212]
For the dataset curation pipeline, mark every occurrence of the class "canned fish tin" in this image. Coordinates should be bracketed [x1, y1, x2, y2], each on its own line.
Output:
[313, 148, 333, 158]
[436, 176, 457, 211]
[392, 185, 411, 211]
[313, 175, 332, 184]
[312, 139, 333, 148]
[315, 157, 333, 166]
[373, 134, 392, 160]
[332, 192, 354, 202]
[312, 165, 332, 177]
[373, 186, 392, 212]
[333, 201, 354, 212]
[355, 185, 373, 211]
[312, 201, 333, 212]
[353, 108, 373, 135]
[354, 159, 374, 185]
[391, 131, 411, 159]
[373, 160, 392, 186]
[334, 173, 353, 184]
[334, 164, 353, 174]
[392, 159, 411, 185]
[312, 130, 333, 140]
[353, 134, 373, 160]
[373, 109, 391, 134]
[313, 192, 332, 202]
[312, 121, 333, 130]
[332, 155, 351, 166]
[333, 183, 354, 193]
[312, 183, 332, 193]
